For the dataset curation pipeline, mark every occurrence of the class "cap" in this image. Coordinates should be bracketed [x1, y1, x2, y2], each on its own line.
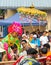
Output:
[45, 29, 49, 32]
[33, 34, 37, 38]
[22, 34, 27, 37]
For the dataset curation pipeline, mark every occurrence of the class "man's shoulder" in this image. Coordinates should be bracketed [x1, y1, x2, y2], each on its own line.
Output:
[40, 36, 44, 40]
[40, 36, 44, 38]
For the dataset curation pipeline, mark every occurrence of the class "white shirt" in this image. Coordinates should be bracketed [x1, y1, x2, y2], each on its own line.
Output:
[19, 51, 27, 57]
[40, 36, 48, 45]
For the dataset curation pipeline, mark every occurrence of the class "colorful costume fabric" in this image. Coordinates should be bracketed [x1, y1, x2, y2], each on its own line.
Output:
[2, 34, 21, 52]
[2, 22, 23, 53]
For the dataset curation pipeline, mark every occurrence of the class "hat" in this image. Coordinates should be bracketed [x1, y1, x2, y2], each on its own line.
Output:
[22, 34, 27, 37]
[33, 34, 37, 38]
[45, 29, 49, 32]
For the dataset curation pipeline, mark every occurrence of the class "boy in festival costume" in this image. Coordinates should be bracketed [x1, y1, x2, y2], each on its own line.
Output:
[2, 32, 21, 52]
[2, 22, 23, 53]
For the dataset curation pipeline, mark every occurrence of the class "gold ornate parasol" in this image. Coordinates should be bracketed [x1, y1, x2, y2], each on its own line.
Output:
[17, 4, 47, 30]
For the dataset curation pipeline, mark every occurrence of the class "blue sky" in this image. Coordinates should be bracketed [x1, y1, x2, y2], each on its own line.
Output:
[0, 0, 51, 9]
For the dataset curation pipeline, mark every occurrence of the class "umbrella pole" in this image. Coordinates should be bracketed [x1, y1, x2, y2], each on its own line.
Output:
[39, 22, 40, 31]
[30, 23, 34, 31]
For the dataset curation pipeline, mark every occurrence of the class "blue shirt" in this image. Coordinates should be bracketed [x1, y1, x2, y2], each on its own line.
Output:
[31, 38, 41, 47]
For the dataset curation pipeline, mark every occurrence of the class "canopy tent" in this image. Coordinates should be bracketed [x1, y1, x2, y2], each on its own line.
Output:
[0, 13, 47, 26]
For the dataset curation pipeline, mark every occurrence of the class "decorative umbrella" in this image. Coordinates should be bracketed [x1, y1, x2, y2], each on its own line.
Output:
[17, 4, 47, 21]
[17, 4, 47, 30]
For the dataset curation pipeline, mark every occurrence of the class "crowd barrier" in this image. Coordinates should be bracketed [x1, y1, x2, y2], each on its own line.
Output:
[0, 61, 16, 65]
[0, 57, 51, 65]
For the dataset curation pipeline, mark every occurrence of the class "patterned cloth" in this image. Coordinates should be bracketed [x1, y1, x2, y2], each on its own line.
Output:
[13, 56, 40, 65]
[19, 58, 40, 65]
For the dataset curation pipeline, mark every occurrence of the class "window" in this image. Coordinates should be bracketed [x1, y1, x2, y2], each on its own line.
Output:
[0, 9, 5, 19]
[0, 26, 2, 32]
[0, 26, 3, 37]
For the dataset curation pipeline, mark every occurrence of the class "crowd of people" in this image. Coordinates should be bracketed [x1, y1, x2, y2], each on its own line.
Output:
[0, 29, 51, 65]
